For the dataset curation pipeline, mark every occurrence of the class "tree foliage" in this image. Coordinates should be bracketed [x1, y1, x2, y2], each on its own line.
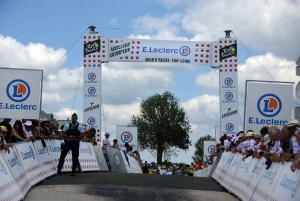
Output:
[131, 91, 192, 165]
[192, 135, 215, 161]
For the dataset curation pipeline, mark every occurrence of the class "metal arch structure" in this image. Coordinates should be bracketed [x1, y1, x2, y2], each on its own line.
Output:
[83, 26, 239, 143]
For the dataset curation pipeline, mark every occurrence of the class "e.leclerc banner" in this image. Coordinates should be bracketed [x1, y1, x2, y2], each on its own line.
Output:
[0, 68, 43, 119]
[116, 126, 138, 150]
[244, 81, 294, 132]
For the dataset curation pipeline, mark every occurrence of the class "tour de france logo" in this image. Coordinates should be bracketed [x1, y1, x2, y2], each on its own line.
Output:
[121, 131, 133, 143]
[257, 93, 282, 117]
[225, 123, 234, 131]
[224, 78, 233, 86]
[88, 73, 96, 81]
[6, 79, 31, 102]
[87, 117, 96, 126]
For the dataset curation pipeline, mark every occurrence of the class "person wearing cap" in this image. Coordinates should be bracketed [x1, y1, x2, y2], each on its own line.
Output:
[39, 118, 52, 139]
[57, 113, 84, 176]
[23, 120, 36, 142]
[0, 125, 12, 154]
[48, 122, 59, 139]
[102, 132, 111, 165]
[0, 118, 12, 143]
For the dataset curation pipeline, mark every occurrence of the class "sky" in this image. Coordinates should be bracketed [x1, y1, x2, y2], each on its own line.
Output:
[1, 0, 300, 163]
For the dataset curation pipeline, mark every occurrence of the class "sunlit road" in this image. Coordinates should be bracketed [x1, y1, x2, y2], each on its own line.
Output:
[25, 172, 237, 201]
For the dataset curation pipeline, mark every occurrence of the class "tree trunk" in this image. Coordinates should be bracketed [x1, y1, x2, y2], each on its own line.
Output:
[157, 146, 163, 165]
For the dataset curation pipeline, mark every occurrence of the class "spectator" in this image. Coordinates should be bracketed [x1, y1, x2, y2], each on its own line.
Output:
[102, 132, 111, 166]
[111, 139, 120, 150]
[0, 118, 12, 143]
[260, 126, 269, 138]
[11, 120, 30, 143]
[189, 162, 194, 176]
[0, 126, 12, 153]
[23, 121, 35, 142]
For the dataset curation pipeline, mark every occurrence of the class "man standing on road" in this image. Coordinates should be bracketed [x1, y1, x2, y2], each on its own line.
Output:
[57, 113, 84, 176]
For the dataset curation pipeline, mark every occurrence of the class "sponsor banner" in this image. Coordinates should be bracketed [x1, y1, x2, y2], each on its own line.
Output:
[116, 126, 138, 150]
[15, 142, 44, 186]
[0, 68, 42, 119]
[220, 91, 238, 108]
[92, 145, 109, 171]
[219, 71, 237, 90]
[83, 35, 109, 63]
[121, 152, 142, 174]
[33, 141, 56, 178]
[83, 85, 101, 99]
[221, 120, 239, 136]
[212, 152, 229, 180]
[106, 146, 127, 173]
[78, 142, 100, 172]
[251, 162, 283, 201]
[83, 114, 101, 143]
[218, 152, 235, 185]
[1, 147, 30, 196]
[222, 154, 242, 192]
[47, 140, 73, 172]
[245, 81, 293, 132]
[203, 141, 216, 160]
[83, 67, 100, 85]
[83, 101, 100, 114]
[0, 153, 23, 201]
[108, 39, 212, 66]
[269, 163, 300, 201]
[221, 105, 239, 120]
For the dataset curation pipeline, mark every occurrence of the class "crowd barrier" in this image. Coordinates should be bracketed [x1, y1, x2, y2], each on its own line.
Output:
[0, 140, 105, 201]
[211, 151, 300, 201]
[193, 165, 212, 177]
[106, 146, 142, 174]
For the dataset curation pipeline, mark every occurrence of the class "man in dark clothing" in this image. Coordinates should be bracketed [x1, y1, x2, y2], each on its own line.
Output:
[0, 118, 12, 143]
[57, 113, 84, 176]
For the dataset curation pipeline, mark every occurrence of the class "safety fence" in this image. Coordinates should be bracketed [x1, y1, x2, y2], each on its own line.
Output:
[208, 151, 300, 201]
[0, 140, 142, 201]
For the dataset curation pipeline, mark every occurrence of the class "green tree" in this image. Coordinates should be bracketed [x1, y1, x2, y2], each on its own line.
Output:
[192, 135, 215, 161]
[131, 91, 192, 165]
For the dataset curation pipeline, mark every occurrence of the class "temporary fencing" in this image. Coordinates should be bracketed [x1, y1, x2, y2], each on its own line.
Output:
[0, 140, 143, 201]
[208, 151, 300, 201]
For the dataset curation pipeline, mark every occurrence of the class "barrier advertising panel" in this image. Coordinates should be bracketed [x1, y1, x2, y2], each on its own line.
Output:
[78, 142, 100, 172]
[33, 141, 56, 178]
[106, 146, 127, 173]
[116, 126, 138, 150]
[0, 153, 23, 201]
[92, 144, 109, 171]
[251, 162, 283, 201]
[212, 151, 228, 180]
[268, 163, 300, 201]
[121, 152, 142, 174]
[15, 142, 44, 186]
[0, 68, 43, 119]
[244, 81, 294, 132]
[203, 141, 216, 160]
[1, 147, 30, 196]
[47, 140, 72, 172]
[222, 153, 242, 191]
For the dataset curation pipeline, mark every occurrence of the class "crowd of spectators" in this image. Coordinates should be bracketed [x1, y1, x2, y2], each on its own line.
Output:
[218, 119, 300, 172]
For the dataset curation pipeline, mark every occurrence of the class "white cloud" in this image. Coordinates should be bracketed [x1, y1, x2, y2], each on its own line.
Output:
[110, 17, 118, 25]
[158, 0, 189, 9]
[181, 0, 300, 60]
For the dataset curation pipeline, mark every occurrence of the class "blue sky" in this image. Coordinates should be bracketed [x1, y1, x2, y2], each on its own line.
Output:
[1, 0, 299, 163]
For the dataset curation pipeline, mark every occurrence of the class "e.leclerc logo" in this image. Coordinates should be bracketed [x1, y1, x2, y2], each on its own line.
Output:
[0, 79, 37, 111]
[21, 146, 35, 160]
[224, 123, 236, 135]
[223, 78, 235, 89]
[86, 73, 98, 84]
[121, 131, 133, 143]
[248, 93, 288, 126]
[142, 46, 190, 56]
[86, 86, 98, 98]
[87, 117, 96, 125]
[223, 92, 236, 103]
[208, 145, 216, 154]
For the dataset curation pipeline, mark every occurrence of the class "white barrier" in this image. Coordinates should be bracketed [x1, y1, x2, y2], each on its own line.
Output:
[15, 142, 45, 186]
[1, 146, 31, 197]
[34, 141, 57, 177]
[212, 152, 300, 201]
[121, 152, 142, 173]
[47, 140, 73, 172]
[0, 153, 23, 201]
[193, 165, 213, 177]
[78, 142, 100, 172]
[92, 145, 109, 171]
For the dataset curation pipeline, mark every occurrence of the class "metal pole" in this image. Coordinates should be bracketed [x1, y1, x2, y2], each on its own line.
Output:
[39, 70, 43, 136]
[243, 80, 249, 132]
[100, 63, 102, 140]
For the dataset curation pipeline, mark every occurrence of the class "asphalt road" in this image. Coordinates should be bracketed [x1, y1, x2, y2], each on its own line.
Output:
[25, 172, 238, 201]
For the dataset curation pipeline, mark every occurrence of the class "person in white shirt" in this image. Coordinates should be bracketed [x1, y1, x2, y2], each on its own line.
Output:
[102, 132, 111, 165]
[223, 134, 233, 150]
[23, 121, 35, 142]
